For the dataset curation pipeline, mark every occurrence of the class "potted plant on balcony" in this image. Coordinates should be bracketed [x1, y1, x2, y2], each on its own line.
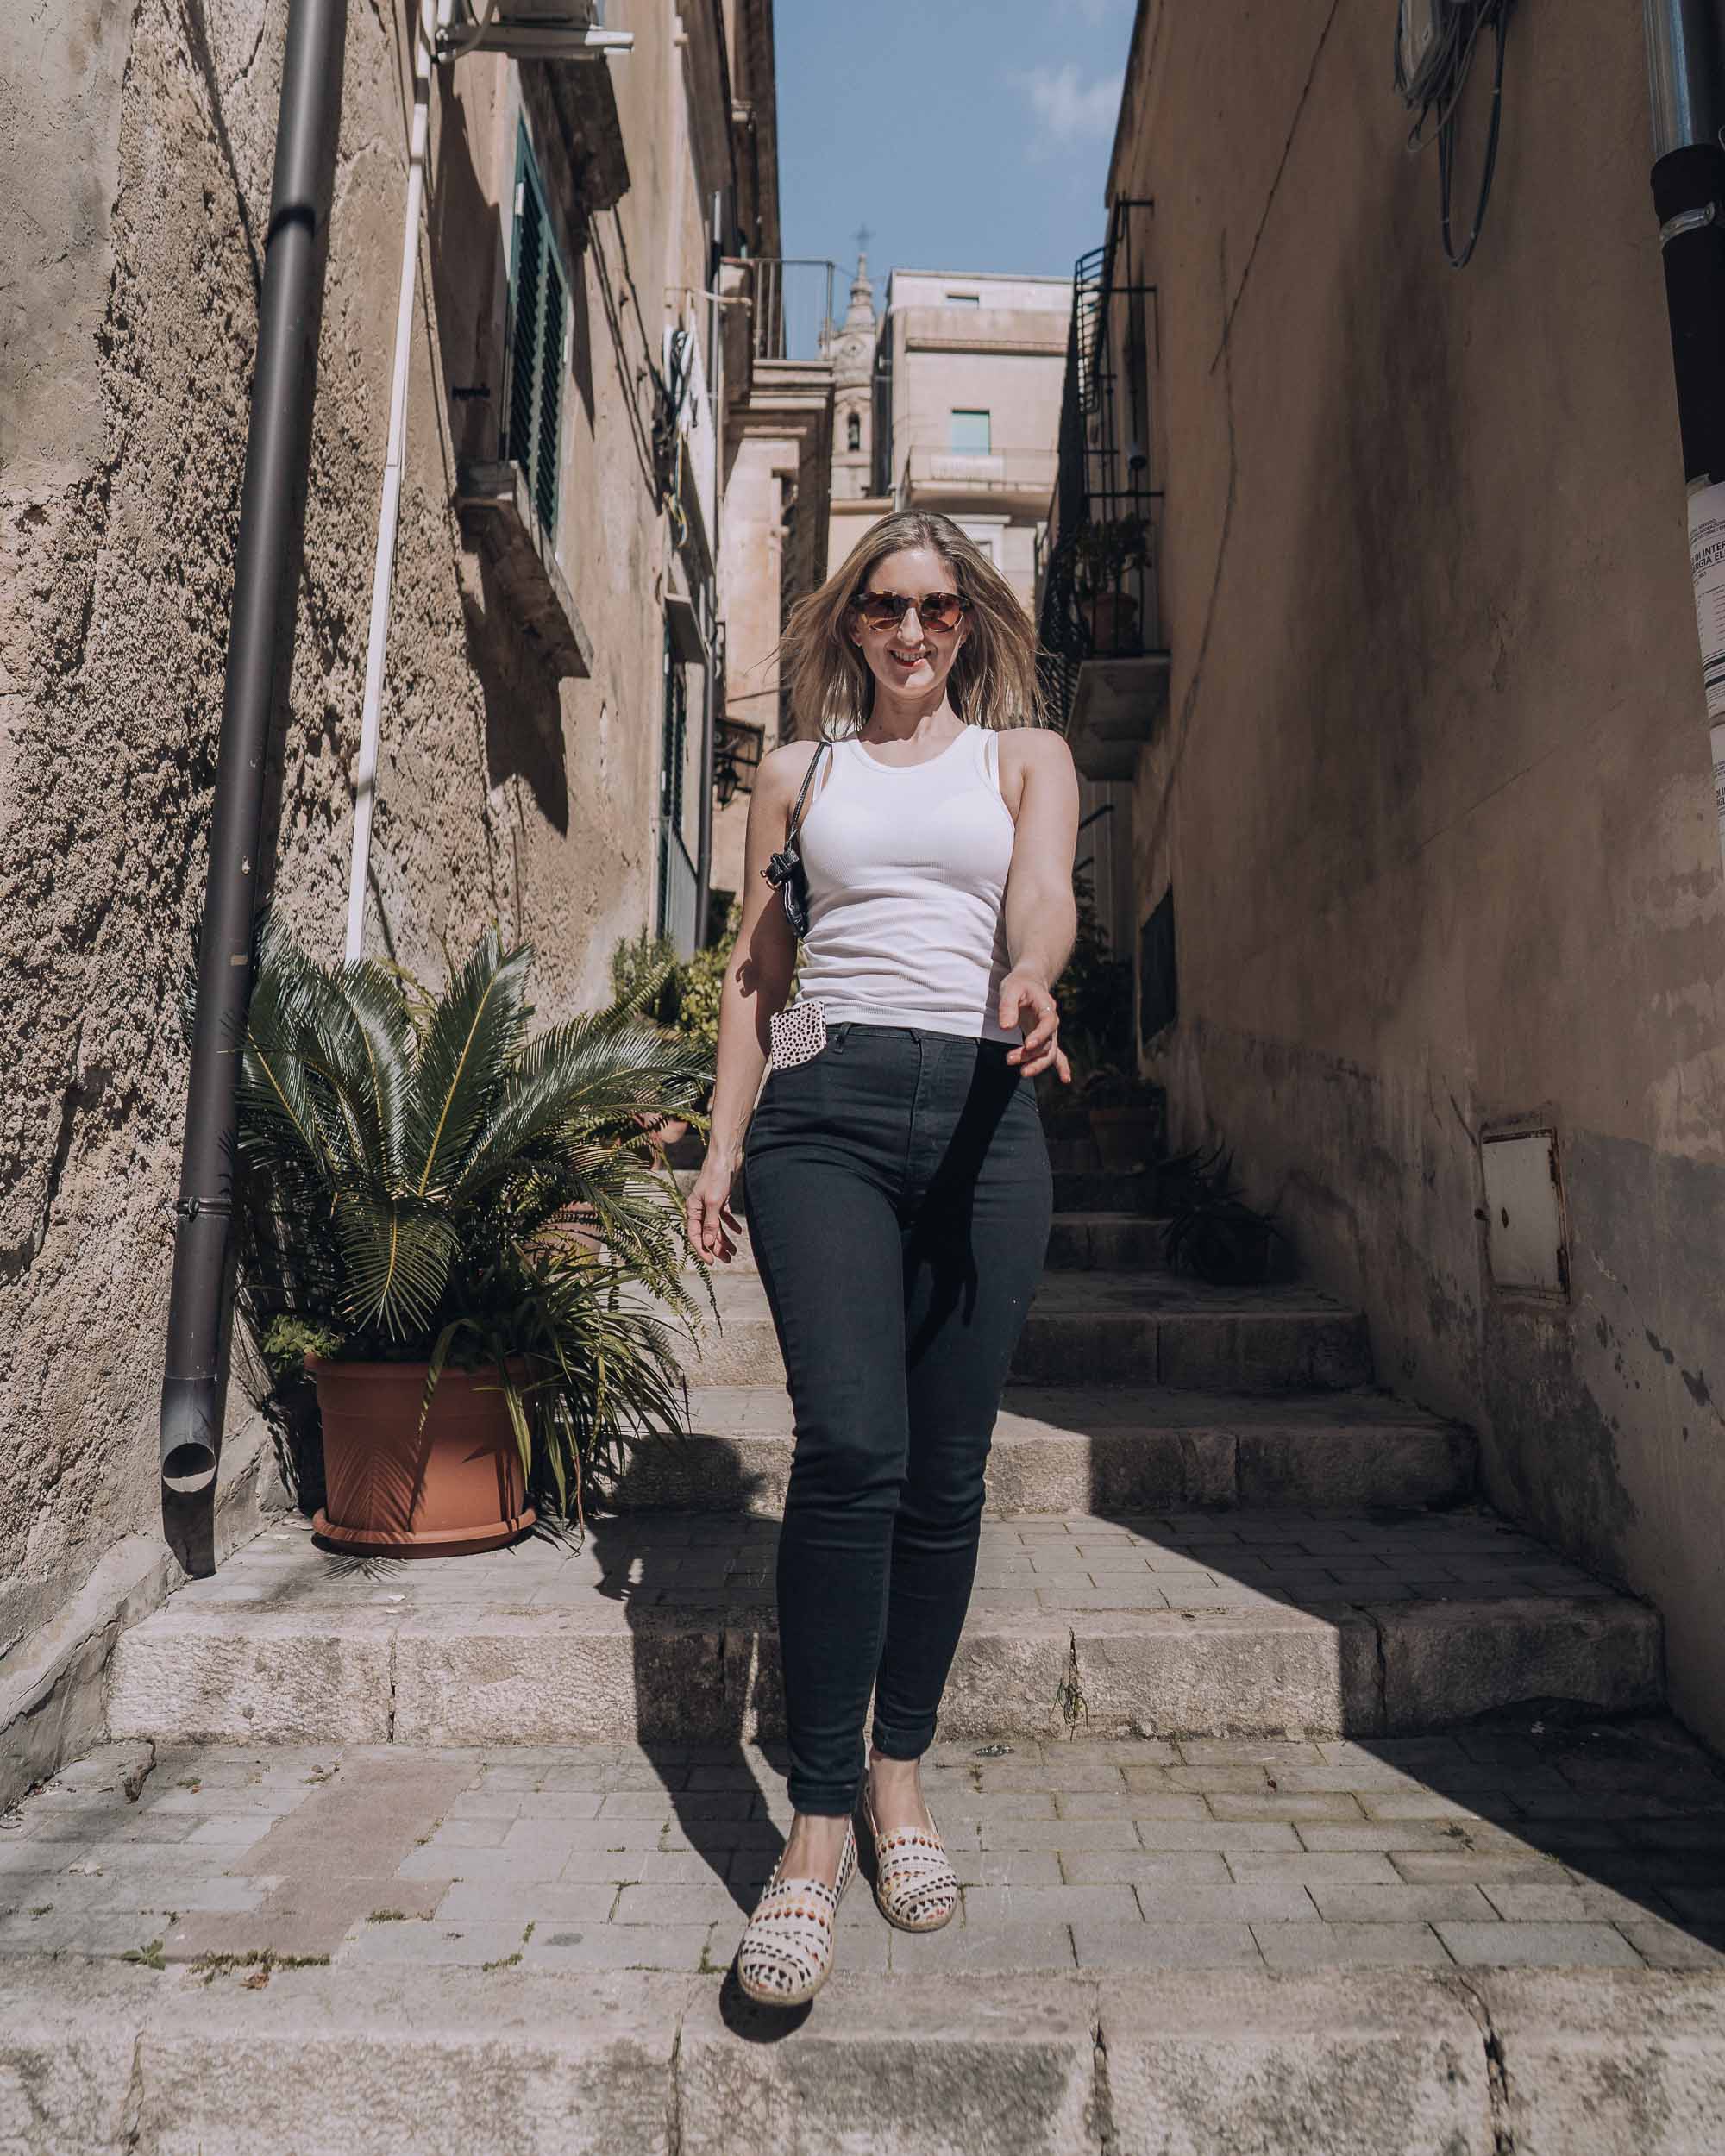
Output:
[1071, 513, 1151, 657]
[1080, 1062, 1167, 1172]
[1158, 1141, 1289, 1288]
[237, 919, 712, 1555]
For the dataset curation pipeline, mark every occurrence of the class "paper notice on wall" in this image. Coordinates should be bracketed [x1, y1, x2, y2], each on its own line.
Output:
[1688, 480, 1725, 720]
[1714, 720, 1725, 860]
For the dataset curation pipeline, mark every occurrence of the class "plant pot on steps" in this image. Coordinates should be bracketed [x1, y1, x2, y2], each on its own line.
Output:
[307, 1357, 535, 1558]
[1088, 1104, 1164, 1173]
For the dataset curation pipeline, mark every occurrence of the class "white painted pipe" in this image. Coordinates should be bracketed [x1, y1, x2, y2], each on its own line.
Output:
[345, 0, 435, 963]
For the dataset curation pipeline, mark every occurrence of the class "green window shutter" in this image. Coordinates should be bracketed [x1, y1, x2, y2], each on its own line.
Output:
[535, 246, 565, 535]
[507, 132, 565, 537]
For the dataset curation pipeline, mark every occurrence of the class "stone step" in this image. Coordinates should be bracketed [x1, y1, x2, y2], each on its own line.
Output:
[5, 1724, 1722, 2153]
[612, 1385, 1475, 1515]
[1045, 1211, 1171, 1269]
[107, 1510, 1660, 1751]
[678, 1211, 1174, 1278]
[659, 1270, 1371, 1395]
[680, 1166, 1174, 1222]
[7, 1955, 1722, 2155]
[1052, 1168, 1165, 1215]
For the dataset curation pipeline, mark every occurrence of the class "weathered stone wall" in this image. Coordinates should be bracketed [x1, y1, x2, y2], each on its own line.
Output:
[1118, 0, 1725, 1743]
[0, 1, 698, 1681]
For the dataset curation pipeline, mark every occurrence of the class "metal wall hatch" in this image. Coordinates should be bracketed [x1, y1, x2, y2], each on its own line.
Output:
[1480, 1128, 1569, 1297]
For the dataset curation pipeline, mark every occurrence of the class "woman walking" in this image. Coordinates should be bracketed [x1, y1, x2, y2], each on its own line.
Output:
[684, 511, 1078, 2006]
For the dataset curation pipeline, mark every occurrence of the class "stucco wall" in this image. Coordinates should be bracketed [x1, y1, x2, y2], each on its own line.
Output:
[0, 1, 701, 1674]
[1119, 0, 1725, 1742]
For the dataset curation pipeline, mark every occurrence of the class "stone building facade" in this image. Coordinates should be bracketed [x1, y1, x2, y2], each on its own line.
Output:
[875, 268, 1070, 613]
[1048, 0, 1725, 1748]
[0, 0, 794, 1782]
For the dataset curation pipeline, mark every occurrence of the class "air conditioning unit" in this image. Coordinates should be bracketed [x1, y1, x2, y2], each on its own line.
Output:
[436, 0, 633, 62]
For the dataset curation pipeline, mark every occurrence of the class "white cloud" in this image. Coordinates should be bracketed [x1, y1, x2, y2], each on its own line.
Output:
[1016, 62, 1123, 151]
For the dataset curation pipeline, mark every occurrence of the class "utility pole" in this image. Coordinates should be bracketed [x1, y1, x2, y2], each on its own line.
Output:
[1645, 0, 1725, 869]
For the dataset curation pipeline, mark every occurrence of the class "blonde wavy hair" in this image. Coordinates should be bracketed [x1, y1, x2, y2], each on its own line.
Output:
[776, 511, 1046, 738]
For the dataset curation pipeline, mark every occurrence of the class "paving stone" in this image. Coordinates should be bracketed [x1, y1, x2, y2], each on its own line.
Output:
[1308, 1883, 1498, 1922]
[436, 1881, 620, 1925]
[1059, 1851, 1233, 1885]
[1227, 1852, 1402, 1884]
[1390, 1849, 1572, 1885]
[1207, 1791, 1368, 1822]
[885, 1919, 1077, 1974]
[1132, 1820, 1302, 1852]
[961, 1885, 1138, 1927]
[342, 1919, 527, 1966]
[976, 1818, 1144, 1852]
[1435, 1921, 1646, 1969]
[1252, 1921, 1450, 1970]
[1481, 1880, 1672, 1924]
[612, 1883, 756, 1927]
[1295, 1821, 1527, 1853]
[1073, 1921, 1262, 1969]
[522, 1923, 714, 1971]
[1132, 1883, 1318, 1923]
[1615, 1917, 1725, 1971]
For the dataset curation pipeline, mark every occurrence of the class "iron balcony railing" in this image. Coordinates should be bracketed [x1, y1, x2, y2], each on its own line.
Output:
[738, 258, 837, 364]
[1038, 199, 1164, 729]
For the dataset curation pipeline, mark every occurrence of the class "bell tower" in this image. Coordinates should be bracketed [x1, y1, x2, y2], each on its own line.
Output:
[829, 244, 878, 504]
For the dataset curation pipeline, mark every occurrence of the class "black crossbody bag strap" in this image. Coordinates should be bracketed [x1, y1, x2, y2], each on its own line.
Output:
[785, 737, 830, 845]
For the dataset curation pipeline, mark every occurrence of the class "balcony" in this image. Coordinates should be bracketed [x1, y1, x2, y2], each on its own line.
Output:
[454, 460, 594, 679]
[898, 442, 1057, 515]
[1038, 199, 1168, 781]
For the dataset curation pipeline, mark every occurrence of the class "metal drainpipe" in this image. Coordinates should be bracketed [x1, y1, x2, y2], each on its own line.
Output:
[159, 0, 348, 1509]
[693, 187, 724, 948]
[1644, 0, 1725, 869]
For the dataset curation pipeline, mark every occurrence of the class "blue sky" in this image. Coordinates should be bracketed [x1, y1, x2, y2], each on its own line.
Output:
[774, 0, 1137, 306]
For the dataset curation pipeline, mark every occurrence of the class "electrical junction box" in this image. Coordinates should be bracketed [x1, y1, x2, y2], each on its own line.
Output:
[1480, 1128, 1568, 1297]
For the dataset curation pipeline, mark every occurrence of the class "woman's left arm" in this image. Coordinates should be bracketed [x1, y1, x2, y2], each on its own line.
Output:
[997, 729, 1081, 1081]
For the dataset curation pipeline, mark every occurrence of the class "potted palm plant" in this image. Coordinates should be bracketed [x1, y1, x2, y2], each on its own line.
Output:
[1071, 514, 1151, 657]
[1159, 1142, 1289, 1288]
[237, 920, 712, 1556]
[1081, 1063, 1167, 1172]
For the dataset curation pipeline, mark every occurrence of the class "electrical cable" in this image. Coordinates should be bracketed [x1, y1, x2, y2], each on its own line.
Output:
[1395, 0, 1517, 269]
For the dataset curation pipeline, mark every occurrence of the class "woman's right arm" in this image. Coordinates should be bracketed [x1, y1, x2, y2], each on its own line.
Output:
[685, 741, 817, 1263]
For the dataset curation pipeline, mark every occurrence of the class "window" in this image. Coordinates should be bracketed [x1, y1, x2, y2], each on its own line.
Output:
[660, 621, 687, 831]
[846, 410, 862, 453]
[944, 291, 981, 306]
[505, 128, 568, 539]
[949, 409, 991, 454]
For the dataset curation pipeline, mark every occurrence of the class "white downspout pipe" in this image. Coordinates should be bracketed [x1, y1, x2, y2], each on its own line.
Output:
[344, 0, 435, 962]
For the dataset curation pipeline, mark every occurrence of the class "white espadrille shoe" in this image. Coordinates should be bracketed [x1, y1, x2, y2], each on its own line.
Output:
[735, 1821, 856, 2008]
[862, 1783, 959, 1934]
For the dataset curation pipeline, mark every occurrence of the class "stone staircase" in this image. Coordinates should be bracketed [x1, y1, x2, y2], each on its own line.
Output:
[104, 1146, 1661, 1748]
[12, 1127, 1725, 2156]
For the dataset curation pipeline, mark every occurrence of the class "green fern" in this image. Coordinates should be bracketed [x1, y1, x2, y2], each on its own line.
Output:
[237, 917, 714, 1526]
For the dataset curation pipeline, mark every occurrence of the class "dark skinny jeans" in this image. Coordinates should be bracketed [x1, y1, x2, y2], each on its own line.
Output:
[742, 1022, 1053, 1816]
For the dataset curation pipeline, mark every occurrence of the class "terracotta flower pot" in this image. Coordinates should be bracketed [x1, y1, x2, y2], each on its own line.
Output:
[634, 1112, 690, 1159]
[1088, 1104, 1164, 1173]
[307, 1357, 536, 1558]
[1079, 590, 1142, 656]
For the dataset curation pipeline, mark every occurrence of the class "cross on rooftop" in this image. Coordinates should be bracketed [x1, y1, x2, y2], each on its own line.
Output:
[852, 222, 874, 259]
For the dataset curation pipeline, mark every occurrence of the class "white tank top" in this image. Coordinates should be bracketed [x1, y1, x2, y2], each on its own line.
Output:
[791, 723, 1018, 1043]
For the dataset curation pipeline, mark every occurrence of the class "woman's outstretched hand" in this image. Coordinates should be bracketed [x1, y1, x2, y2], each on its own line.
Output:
[999, 968, 1071, 1084]
[685, 1147, 742, 1264]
